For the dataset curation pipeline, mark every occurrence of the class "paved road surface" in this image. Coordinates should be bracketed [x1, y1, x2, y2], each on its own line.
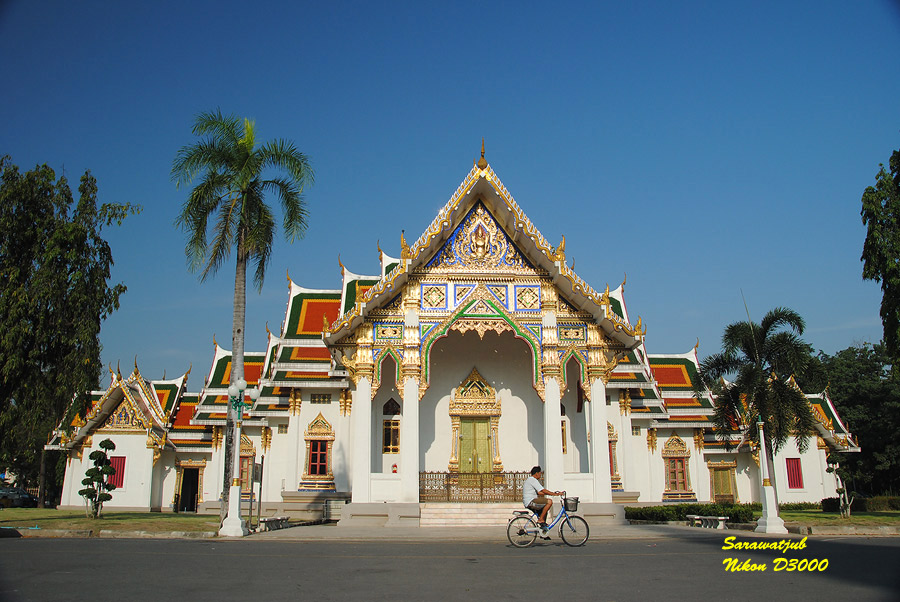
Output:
[1, 527, 898, 601]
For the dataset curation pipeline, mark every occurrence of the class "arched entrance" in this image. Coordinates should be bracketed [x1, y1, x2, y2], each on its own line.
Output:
[419, 329, 539, 502]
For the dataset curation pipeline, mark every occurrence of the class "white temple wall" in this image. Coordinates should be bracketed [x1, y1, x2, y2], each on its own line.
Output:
[265, 418, 293, 495]
[560, 359, 588, 473]
[60, 454, 86, 509]
[772, 437, 836, 503]
[625, 423, 653, 500]
[86, 433, 153, 510]
[152, 450, 176, 510]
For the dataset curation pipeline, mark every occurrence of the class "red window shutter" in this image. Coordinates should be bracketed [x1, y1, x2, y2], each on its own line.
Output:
[108, 456, 125, 489]
[786, 458, 803, 489]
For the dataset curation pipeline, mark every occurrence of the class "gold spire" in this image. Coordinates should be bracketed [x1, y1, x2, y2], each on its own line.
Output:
[338, 254, 345, 276]
[377, 239, 383, 261]
[475, 139, 488, 169]
[400, 230, 411, 259]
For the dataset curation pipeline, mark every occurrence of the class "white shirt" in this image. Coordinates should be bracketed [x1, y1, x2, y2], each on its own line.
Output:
[522, 476, 544, 506]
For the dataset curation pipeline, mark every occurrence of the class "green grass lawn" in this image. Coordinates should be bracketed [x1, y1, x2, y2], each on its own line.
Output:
[778, 509, 900, 526]
[0, 508, 220, 532]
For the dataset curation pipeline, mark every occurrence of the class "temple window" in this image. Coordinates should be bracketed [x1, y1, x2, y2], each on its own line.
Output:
[383, 420, 400, 454]
[661, 434, 694, 500]
[382, 398, 401, 454]
[786, 458, 804, 489]
[308, 440, 328, 475]
[300, 413, 335, 490]
[109, 456, 125, 489]
[383, 398, 400, 416]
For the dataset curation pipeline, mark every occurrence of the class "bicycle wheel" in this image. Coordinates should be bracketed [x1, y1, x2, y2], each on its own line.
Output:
[559, 515, 589, 547]
[507, 516, 538, 548]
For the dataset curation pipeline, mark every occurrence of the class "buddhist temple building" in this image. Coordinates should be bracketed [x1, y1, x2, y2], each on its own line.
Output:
[47, 151, 859, 525]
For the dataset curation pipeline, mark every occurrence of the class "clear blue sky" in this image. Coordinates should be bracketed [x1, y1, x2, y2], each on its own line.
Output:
[3, 1, 899, 385]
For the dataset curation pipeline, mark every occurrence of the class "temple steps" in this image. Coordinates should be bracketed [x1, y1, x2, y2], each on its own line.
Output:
[419, 503, 522, 527]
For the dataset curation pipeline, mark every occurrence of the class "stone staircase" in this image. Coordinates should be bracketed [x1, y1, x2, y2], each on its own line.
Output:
[419, 502, 522, 527]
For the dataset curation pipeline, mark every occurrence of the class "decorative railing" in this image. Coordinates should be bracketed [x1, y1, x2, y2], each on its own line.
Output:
[419, 471, 529, 503]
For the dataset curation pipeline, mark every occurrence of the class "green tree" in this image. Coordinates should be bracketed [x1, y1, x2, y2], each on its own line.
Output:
[806, 343, 900, 495]
[78, 438, 117, 518]
[861, 147, 900, 369]
[171, 110, 314, 521]
[0, 157, 138, 505]
[696, 307, 818, 500]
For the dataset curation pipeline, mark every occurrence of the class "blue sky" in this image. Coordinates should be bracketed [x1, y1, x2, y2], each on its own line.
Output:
[3, 1, 899, 386]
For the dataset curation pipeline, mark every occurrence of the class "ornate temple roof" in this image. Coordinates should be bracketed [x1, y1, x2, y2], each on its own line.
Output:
[323, 160, 645, 350]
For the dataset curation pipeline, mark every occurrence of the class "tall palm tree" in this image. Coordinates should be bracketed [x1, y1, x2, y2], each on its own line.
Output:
[696, 307, 817, 499]
[172, 110, 313, 521]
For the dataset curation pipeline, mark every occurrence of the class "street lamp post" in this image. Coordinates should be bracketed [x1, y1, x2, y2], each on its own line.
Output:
[755, 419, 787, 534]
[219, 376, 259, 537]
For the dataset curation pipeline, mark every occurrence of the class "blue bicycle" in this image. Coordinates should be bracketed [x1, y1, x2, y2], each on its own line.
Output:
[507, 492, 589, 547]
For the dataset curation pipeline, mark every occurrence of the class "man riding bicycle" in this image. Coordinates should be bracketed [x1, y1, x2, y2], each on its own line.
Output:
[522, 466, 561, 534]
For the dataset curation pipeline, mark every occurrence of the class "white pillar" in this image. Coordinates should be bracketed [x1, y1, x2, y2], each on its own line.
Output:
[543, 377, 564, 492]
[286, 411, 301, 491]
[220, 416, 248, 537]
[351, 377, 372, 503]
[400, 377, 420, 502]
[755, 421, 787, 534]
[589, 378, 612, 503]
[621, 411, 637, 491]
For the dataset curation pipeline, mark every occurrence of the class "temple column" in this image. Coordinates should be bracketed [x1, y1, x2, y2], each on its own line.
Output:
[589, 378, 613, 503]
[286, 390, 302, 491]
[542, 377, 564, 492]
[400, 376, 420, 502]
[399, 289, 421, 502]
[540, 285, 564, 492]
[619, 389, 637, 491]
[350, 377, 372, 503]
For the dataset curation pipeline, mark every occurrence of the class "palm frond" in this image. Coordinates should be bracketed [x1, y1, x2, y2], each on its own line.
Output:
[760, 306, 805, 338]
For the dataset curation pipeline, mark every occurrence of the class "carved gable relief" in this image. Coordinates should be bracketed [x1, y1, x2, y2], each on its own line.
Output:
[427, 201, 532, 273]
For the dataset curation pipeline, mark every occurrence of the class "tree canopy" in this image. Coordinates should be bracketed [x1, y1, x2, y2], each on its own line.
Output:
[0, 157, 138, 496]
[861, 147, 900, 369]
[806, 343, 900, 496]
[697, 307, 818, 457]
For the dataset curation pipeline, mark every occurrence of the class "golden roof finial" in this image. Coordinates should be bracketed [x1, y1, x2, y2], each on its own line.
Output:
[186, 363, 192, 377]
[400, 229, 411, 259]
[621, 273, 627, 289]
[554, 235, 566, 263]
[338, 254, 345, 276]
[213, 333, 218, 348]
[476, 139, 488, 169]
[134, 355, 139, 374]
[265, 321, 271, 336]
[286, 269, 292, 284]
[323, 312, 330, 333]
[377, 239, 383, 261]
[694, 338, 700, 352]
[116, 360, 122, 380]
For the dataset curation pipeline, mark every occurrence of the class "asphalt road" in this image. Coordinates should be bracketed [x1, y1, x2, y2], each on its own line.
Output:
[2, 533, 899, 601]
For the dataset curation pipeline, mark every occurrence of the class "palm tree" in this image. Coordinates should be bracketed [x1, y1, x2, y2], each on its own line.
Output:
[696, 307, 817, 500]
[172, 109, 313, 521]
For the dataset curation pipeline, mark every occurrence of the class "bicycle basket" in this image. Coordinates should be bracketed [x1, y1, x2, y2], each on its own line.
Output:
[563, 497, 579, 512]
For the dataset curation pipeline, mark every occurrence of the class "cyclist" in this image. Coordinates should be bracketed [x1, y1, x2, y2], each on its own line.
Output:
[522, 466, 561, 536]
